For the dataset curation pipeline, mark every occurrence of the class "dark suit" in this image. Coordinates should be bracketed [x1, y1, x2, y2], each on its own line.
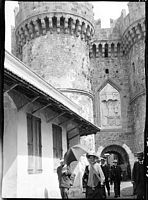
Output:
[101, 164, 110, 196]
[132, 161, 144, 199]
[110, 165, 122, 197]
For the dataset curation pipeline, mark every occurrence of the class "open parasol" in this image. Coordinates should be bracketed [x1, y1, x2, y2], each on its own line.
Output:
[64, 144, 89, 166]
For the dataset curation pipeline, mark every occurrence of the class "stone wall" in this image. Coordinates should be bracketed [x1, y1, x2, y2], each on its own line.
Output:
[12, 1, 146, 165]
[22, 33, 91, 91]
[14, 1, 95, 123]
[128, 40, 145, 99]
[15, 2, 94, 28]
[91, 57, 132, 132]
[90, 2, 145, 157]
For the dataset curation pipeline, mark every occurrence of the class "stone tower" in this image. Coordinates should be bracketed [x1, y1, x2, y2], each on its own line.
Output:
[13, 2, 96, 151]
[12, 2, 146, 179]
[90, 2, 145, 179]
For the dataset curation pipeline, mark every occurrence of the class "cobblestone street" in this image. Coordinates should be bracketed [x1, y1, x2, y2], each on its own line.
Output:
[69, 181, 135, 199]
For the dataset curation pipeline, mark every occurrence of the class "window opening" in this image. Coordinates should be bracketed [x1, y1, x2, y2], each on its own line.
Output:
[104, 43, 108, 57]
[27, 113, 42, 174]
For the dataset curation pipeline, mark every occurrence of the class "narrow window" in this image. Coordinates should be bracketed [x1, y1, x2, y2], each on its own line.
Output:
[105, 69, 109, 74]
[117, 43, 120, 56]
[60, 16, 65, 32]
[27, 113, 42, 174]
[99, 44, 102, 56]
[111, 43, 114, 56]
[52, 16, 57, 31]
[132, 62, 135, 73]
[92, 44, 96, 57]
[52, 124, 62, 159]
[104, 43, 108, 57]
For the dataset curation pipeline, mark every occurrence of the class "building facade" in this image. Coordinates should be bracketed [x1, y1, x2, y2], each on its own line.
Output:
[3, 51, 100, 198]
[11, 1, 145, 182]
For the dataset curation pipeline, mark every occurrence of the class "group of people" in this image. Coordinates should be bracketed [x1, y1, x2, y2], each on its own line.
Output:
[82, 152, 122, 199]
[57, 151, 144, 199]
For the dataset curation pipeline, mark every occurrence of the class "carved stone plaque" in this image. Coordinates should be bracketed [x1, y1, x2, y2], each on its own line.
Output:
[100, 83, 122, 129]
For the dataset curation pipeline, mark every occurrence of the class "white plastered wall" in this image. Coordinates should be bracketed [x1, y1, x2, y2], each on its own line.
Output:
[2, 94, 17, 198]
[15, 108, 67, 198]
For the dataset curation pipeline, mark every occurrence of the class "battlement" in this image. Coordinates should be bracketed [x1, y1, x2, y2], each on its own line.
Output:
[16, 2, 94, 26]
[13, 2, 145, 59]
[89, 41, 122, 58]
[15, 2, 95, 50]
[118, 2, 145, 36]
[91, 2, 145, 56]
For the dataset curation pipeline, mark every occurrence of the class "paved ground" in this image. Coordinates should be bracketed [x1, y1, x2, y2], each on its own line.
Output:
[108, 181, 135, 199]
[69, 181, 135, 199]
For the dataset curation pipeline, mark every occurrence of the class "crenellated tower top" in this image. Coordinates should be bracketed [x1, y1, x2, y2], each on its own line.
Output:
[15, 1, 95, 53]
[89, 2, 145, 58]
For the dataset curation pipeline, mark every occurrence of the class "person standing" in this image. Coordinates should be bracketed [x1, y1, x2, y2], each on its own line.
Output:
[131, 151, 144, 199]
[57, 159, 73, 199]
[110, 159, 122, 198]
[100, 157, 111, 197]
[82, 152, 105, 199]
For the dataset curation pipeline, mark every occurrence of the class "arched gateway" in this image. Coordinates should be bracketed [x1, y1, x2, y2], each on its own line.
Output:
[100, 145, 132, 181]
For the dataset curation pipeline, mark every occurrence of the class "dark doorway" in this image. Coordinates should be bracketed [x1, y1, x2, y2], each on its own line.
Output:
[101, 145, 131, 181]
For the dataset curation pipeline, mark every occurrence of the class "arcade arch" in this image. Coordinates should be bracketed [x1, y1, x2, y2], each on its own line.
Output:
[101, 144, 131, 181]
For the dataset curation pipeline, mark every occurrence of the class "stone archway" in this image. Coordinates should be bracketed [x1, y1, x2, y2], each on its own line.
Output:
[101, 144, 131, 181]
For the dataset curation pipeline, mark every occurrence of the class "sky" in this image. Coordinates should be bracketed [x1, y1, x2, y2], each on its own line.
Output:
[5, 1, 129, 52]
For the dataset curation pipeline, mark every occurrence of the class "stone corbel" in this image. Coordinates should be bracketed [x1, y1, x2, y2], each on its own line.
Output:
[28, 22, 34, 39]
[86, 26, 90, 42]
[24, 24, 30, 42]
[71, 19, 76, 35]
[108, 42, 111, 57]
[57, 16, 61, 34]
[76, 24, 81, 37]
[135, 25, 141, 40]
[33, 19, 40, 37]
[141, 21, 145, 37]
[16, 32, 22, 46]
[64, 18, 69, 34]
[130, 28, 136, 43]
[81, 23, 86, 40]
[96, 46, 99, 58]
[19, 28, 25, 45]
[49, 17, 53, 34]
[126, 34, 132, 49]
[41, 18, 46, 35]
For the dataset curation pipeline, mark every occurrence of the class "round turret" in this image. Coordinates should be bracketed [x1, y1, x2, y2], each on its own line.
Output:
[14, 1, 95, 122]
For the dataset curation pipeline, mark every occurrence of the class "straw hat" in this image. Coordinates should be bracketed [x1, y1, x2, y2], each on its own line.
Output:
[86, 151, 98, 158]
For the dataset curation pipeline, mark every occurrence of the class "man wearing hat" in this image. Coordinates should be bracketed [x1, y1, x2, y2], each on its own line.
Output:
[131, 151, 144, 199]
[82, 151, 105, 199]
[110, 159, 122, 198]
[100, 157, 111, 197]
[57, 159, 73, 199]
